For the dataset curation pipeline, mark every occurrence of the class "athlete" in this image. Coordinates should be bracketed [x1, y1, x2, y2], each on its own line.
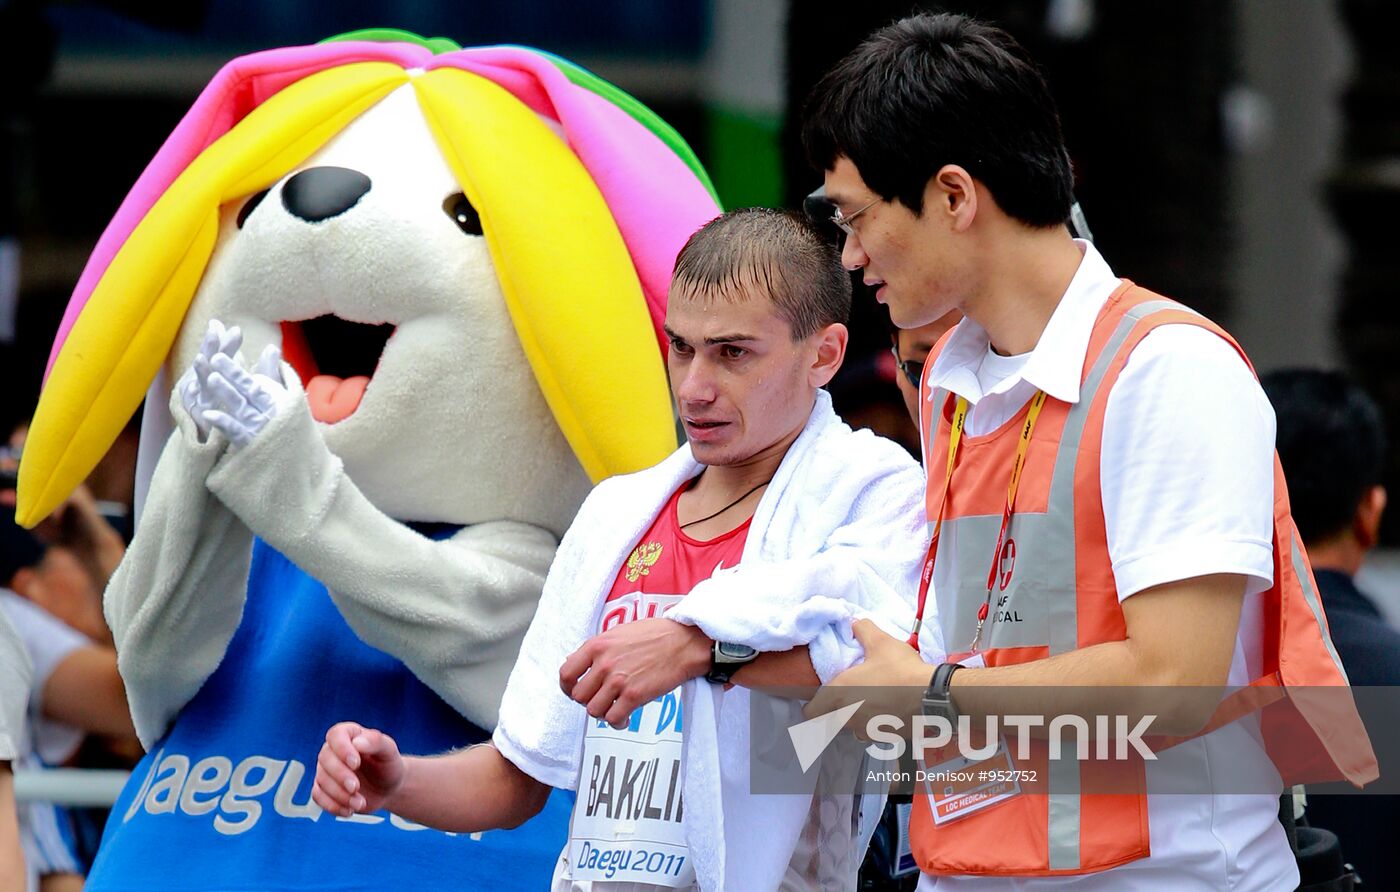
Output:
[315, 208, 930, 891]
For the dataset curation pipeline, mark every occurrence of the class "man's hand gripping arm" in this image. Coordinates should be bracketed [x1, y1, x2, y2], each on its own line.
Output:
[560, 455, 927, 726]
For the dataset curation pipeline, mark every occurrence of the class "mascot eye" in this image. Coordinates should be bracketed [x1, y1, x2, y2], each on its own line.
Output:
[236, 189, 271, 229]
[443, 193, 484, 236]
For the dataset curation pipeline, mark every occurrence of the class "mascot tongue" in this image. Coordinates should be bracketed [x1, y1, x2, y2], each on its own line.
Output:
[306, 375, 369, 424]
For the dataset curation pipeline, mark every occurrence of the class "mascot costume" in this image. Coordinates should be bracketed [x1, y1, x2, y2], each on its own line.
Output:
[17, 29, 719, 890]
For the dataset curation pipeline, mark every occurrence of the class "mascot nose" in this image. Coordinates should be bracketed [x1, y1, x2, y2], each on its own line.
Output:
[281, 166, 372, 223]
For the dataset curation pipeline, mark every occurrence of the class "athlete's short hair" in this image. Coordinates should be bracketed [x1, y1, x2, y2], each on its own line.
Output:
[671, 207, 851, 340]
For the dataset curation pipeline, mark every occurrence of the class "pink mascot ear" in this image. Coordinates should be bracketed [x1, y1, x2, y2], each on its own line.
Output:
[45, 41, 434, 381]
[49, 42, 718, 376]
[436, 47, 721, 353]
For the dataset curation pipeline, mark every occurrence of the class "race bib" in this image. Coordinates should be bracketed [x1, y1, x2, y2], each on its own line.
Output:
[566, 686, 694, 887]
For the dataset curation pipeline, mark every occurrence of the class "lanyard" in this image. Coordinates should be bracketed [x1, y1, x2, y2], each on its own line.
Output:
[908, 390, 1047, 653]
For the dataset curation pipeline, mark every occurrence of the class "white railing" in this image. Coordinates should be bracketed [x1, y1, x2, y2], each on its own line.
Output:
[13, 769, 129, 807]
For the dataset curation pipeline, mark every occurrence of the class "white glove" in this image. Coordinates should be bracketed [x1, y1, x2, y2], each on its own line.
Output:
[199, 344, 287, 450]
[176, 320, 243, 442]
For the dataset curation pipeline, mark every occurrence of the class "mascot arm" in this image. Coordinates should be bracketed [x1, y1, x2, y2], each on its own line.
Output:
[204, 375, 557, 729]
[106, 388, 254, 748]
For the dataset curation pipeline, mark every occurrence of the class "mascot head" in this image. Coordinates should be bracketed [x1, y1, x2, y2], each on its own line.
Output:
[18, 30, 720, 535]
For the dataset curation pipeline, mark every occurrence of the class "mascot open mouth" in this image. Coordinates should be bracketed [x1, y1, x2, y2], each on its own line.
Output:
[280, 316, 395, 424]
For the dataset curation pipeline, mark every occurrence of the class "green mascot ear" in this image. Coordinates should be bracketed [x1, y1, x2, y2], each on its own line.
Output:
[321, 28, 461, 54]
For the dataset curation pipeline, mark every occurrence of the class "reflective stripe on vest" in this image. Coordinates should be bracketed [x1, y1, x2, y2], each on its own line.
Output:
[911, 283, 1376, 877]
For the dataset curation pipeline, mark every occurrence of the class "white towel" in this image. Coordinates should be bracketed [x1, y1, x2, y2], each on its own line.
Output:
[494, 391, 934, 890]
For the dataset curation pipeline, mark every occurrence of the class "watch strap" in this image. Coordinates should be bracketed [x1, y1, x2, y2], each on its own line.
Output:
[922, 662, 961, 721]
[929, 662, 960, 697]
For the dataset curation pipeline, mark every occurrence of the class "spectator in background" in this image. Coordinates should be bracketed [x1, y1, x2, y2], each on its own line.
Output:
[890, 312, 962, 425]
[1, 514, 134, 891]
[1263, 368, 1400, 890]
[826, 350, 922, 455]
[4, 532, 109, 651]
[826, 311, 964, 458]
[4, 420, 127, 619]
[2, 607, 32, 892]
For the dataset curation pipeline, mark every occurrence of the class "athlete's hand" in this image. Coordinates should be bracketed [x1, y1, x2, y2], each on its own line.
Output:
[560, 618, 712, 728]
[313, 722, 405, 817]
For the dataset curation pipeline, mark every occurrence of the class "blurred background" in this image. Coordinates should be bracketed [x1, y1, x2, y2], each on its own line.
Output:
[1, 0, 1397, 604]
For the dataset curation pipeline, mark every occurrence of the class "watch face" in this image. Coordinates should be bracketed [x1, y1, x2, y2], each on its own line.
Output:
[717, 642, 758, 661]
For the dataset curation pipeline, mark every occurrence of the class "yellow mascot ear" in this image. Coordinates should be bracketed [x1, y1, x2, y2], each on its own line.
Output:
[414, 68, 676, 483]
[16, 62, 408, 528]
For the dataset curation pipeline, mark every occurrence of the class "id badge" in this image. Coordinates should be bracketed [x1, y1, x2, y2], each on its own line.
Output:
[923, 735, 1022, 826]
[945, 651, 986, 670]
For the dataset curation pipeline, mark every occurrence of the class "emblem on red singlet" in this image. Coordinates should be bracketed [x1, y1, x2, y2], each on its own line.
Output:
[624, 542, 664, 582]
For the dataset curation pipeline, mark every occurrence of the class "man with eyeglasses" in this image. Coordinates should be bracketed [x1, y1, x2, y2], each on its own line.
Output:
[799, 11, 1372, 892]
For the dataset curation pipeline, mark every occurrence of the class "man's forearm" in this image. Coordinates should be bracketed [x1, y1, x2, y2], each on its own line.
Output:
[867, 638, 1224, 739]
[389, 744, 550, 833]
[45, 647, 135, 738]
[949, 576, 1245, 735]
[948, 641, 1196, 733]
[733, 645, 820, 689]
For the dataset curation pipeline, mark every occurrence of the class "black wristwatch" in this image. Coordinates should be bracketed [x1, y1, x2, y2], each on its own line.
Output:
[705, 641, 758, 684]
[921, 663, 962, 725]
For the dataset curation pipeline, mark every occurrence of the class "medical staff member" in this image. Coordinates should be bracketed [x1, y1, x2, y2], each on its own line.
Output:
[803, 13, 1372, 890]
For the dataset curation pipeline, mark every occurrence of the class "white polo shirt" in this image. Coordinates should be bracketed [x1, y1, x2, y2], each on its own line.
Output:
[917, 241, 1296, 891]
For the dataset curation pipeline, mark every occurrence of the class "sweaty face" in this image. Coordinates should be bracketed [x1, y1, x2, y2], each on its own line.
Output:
[824, 156, 968, 328]
[665, 284, 820, 468]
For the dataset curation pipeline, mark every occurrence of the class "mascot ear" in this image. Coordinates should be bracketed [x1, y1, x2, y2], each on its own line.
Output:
[453, 47, 720, 353]
[16, 62, 408, 528]
[414, 68, 678, 483]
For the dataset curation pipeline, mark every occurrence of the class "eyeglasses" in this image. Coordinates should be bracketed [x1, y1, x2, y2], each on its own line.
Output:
[890, 346, 924, 389]
[830, 198, 879, 236]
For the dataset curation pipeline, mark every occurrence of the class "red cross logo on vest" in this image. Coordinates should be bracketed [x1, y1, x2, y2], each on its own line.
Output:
[998, 537, 1016, 591]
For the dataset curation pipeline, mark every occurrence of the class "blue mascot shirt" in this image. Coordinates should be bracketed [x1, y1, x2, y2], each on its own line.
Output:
[87, 536, 570, 891]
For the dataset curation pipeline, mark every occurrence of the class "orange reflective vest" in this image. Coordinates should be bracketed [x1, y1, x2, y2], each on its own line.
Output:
[911, 282, 1377, 877]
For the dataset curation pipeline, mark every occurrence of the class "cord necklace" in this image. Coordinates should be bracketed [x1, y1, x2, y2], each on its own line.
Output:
[678, 479, 772, 530]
